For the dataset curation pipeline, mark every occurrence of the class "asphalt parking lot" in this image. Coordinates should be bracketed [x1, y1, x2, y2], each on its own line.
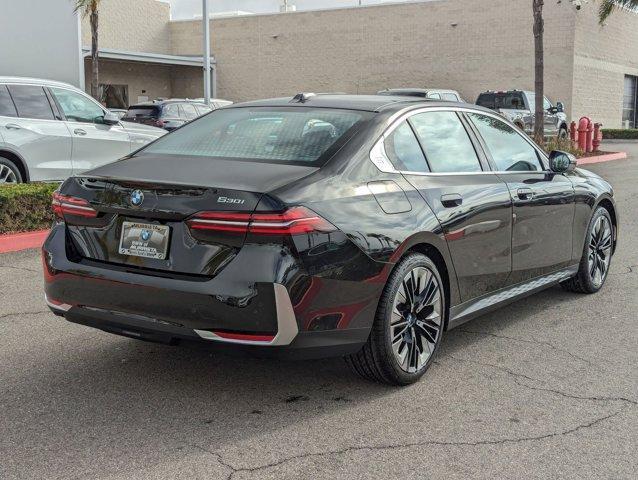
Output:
[1, 146, 637, 480]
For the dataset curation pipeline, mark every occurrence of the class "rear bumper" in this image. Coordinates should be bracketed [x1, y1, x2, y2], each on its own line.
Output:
[43, 225, 372, 358]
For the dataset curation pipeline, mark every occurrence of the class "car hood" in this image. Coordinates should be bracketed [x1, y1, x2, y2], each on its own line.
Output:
[120, 121, 166, 138]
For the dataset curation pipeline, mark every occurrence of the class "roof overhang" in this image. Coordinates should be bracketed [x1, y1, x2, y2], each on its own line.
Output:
[82, 47, 215, 67]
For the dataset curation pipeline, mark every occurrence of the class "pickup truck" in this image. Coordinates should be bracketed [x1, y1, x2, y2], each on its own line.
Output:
[475, 90, 568, 139]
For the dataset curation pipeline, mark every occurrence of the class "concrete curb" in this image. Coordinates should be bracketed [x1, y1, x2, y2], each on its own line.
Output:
[0, 230, 49, 254]
[577, 152, 628, 165]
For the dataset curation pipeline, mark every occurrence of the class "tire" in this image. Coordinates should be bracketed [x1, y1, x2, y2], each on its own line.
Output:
[346, 253, 445, 385]
[0, 157, 22, 184]
[561, 207, 613, 294]
[558, 126, 568, 139]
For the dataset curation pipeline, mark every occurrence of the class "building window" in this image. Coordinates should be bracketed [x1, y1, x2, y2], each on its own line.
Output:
[100, 84, 129, 109]
[623, 75, 637, 129]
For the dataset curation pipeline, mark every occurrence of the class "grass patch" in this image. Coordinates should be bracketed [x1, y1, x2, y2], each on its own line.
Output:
[0, 183, 58, 234]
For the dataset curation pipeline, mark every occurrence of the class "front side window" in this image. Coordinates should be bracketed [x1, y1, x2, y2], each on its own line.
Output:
[142, 107, 367, 166]
[7, 85, 55, 120]
[442, 93, 459, 101]
[467, 113, 543, 172]
[384, 121, 428, 172]
[51, 87, 105, 123]
[162, 104, 180, 118]
[409, 111, 482, 173]
[0, 85, 17, 117]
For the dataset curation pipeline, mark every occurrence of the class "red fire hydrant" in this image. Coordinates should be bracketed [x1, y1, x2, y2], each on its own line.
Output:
[578, 117, 592, 152]
[593, 123, 603, 152]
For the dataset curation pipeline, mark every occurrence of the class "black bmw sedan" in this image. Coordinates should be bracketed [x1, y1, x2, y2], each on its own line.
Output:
[43, 94, 617, 385]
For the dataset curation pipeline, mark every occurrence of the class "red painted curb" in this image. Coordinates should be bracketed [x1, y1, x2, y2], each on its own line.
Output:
[577, 152, 628, 165]
[0, 230, 49, 254]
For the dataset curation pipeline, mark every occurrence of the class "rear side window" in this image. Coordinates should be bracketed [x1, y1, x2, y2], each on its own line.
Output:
[476, 93, 495, 109]
[142, 107, 368, 166]
[427, 92, 441, 99]
[384, 121, 428, 173]
[161, 104, 180, 118]
[124, 106, 159, 119]
[0, 85, 17, 117]
[181, 103, 198, 120]
[467, 113, 542, 172]
[7, 85, 55, 120]
[409, 111, 482, 173]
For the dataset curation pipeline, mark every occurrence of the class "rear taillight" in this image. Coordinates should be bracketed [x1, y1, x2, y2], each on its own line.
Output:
[52, 192, 98, 219]
[187, 207, 336, 236]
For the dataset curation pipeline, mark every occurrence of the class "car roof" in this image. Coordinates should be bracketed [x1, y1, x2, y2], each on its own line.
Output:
[129, 99, 208, 108]
[379, 88, 460, 95]
[229, 93, 483, 115]
[0, 76, 80, 90]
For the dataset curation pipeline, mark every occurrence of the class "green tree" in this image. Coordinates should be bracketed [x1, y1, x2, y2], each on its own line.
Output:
[599, 0, 638, 23]
[74, 0, 101, 100]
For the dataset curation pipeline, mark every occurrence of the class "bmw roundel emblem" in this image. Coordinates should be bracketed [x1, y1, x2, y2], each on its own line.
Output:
[130, 189, 144, 206]
[140, 229, 151, 242]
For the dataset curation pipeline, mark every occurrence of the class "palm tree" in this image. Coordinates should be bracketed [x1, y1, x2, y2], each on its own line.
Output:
[532, 0, 545, 143]
[599, 0, 638, 23]
[74, 0, 101, 100]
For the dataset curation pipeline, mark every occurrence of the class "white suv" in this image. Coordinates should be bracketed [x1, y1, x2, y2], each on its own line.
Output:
[0, 77, 166, 183]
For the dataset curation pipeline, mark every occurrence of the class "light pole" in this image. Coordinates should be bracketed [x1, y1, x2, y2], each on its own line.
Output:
[202, 0, 211, 106]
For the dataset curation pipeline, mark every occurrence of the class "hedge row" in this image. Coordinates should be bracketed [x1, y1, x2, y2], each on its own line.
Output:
[0, 183, 58, 234]
[602, 129, 638, 140]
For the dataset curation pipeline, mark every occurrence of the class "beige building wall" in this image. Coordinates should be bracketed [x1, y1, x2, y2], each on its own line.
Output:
[572, 4, 638, 128]
[170, 0, 577, 112]
[81, 0, 171, 54]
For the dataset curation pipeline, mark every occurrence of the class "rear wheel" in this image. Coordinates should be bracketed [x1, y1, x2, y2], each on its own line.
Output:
[0, 157, 22, 184]
[561, 207, 613, 293]
[346, 253, 445, 385]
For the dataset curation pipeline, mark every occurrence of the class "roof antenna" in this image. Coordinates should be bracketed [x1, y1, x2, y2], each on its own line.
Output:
[291, 92, 316, 103]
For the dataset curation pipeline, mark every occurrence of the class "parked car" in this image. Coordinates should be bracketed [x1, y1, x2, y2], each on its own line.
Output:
[378, 88, 464, 102]
[475, 90, 568, 138]
[43, 94, 617, 385]
[0, 77, 165, 183]
[109, 108, 128, 120]
[193, 98, 234, 109]
[123, 99, 213, 131]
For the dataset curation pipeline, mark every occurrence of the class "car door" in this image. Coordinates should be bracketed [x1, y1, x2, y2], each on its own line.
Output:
[49, 86, 131, 174]
[465, 112, 575, 284]
[393, 110, 513, 302]
[2, 84, 73, 181]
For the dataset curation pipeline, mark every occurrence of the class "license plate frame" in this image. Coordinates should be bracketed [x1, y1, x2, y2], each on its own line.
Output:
[118, 221, 171, 260]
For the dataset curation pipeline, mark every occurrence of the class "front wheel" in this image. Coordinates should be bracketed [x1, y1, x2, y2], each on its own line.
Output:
[561, 207, 613, 293]
[346, 253, 445, 385]
[0, 157, 22, 184]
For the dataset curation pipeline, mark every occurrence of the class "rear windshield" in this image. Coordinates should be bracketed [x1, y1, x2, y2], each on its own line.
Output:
[140, 107, 369, 165]
[476, 92, 527, 110]
[124, 106, 159, 119]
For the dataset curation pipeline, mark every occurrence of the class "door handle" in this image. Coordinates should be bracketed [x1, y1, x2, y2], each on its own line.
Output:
[441, 193, 463, 207]
[517, 188, 534, 200]
[5, 123, 21, 130]
[74, 128, 87, 136]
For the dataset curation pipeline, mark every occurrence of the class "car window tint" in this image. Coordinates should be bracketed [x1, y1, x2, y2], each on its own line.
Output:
[7, 85, 55, 120]
[0, 85, 17, 117]
[50, 87, 105, 123]
[467, 113, 543, 172]
[181, 103, 198, 120]
[384, 121, 428, 173]
[143, 107, 366, 166]
[476, 93, 495, 109]
[162, 104, 180, 118]
[409, 111, 481, 173]
[442, 93, 459, 101]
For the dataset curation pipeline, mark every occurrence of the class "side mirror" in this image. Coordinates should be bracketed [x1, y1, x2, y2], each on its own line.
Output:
[98, 111, 120, 125]
[556, 101, 564, 113]
[549, 150, 577, 173]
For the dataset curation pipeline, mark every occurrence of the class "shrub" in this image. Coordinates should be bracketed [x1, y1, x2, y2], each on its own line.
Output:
[601, 129, 638, 140]
[543, 137, 584, 157]
[0, 183, 58, 234]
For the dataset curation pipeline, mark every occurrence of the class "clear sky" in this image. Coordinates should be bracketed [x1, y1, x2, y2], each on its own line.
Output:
[167, 0, 422, 20]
